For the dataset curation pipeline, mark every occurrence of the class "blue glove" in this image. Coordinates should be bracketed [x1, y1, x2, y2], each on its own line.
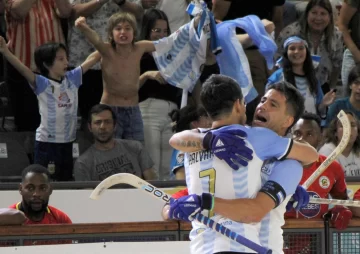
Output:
[168, 193, 214, 222]
[203, 125, 253, 170]
[286, 185, 310, 212]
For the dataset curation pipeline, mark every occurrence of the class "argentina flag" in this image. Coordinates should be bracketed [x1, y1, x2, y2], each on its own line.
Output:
[216, 15, 278, 104]
[152, 3, 210, 92]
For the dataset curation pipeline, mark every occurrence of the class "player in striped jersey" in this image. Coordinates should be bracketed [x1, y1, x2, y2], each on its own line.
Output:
[0, 38, 100, 181]
[167, 75, 317, 254]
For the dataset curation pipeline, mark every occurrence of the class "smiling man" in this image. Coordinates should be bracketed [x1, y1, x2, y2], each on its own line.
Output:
[9, 164, 72, 224]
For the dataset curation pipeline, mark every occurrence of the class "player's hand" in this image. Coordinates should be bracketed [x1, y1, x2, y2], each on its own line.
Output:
[0, 37, 10, 54]
[203, 125, 253, 170]
[323, 206, 353, 230]
[286, 185, 309, 212]
[261, 19, 275, 35]
[75, 16, 88, 29]
[168, 193, 213, 222]
[146, 71, 166, 84]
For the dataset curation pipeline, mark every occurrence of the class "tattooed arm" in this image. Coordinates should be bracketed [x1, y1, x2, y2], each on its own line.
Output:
[169, 129, 205, 152]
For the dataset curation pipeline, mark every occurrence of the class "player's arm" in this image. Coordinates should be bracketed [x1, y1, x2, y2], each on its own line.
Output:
[75, 16, 109, 56]
[169, 129, 204, 152]
[286, 140, 319, 165]
[213, 159, 302, 223]
[351, 189, 360, 217]
[0, 208, 27, 225]
[329, 160, 348, 200]
[0, 37, 35, 87]
[80, 51, 101, 74]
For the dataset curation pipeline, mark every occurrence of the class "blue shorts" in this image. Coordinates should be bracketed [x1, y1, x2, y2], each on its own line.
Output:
[109, 105, 144, 143]
[34, 141, 73, 181]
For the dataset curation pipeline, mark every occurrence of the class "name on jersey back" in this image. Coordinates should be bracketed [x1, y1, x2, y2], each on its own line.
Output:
[188, 150, 213, 165]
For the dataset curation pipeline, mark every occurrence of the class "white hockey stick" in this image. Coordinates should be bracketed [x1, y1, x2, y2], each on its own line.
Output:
[90, 173, 272, 254]
[302, 110, 351, 190]
[310, 197, 360, 207]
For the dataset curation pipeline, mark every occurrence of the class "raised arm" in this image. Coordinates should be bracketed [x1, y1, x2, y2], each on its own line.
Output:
[72, 0, 110, 19]
[80, 51, 101, 74]
[54, 0, 73, 18]
[5, 0, 37, 19]
[136, 40, 156, 54]
[212, 0, 231, 21]
[113, 0, 144, 20]
[75, 16, 109, 56]
[236, 19, 275, 49]
[0, 37, 35, 87]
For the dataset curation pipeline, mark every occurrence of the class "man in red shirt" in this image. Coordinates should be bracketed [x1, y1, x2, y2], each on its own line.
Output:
[9, 164, 72, 225]
[285, 113, 351, 253]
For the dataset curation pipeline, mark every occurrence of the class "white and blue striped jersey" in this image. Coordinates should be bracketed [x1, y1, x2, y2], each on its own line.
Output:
[259, 159, 303, 254]
[32, 66, 82, 143]
[184, 124, 293, 254]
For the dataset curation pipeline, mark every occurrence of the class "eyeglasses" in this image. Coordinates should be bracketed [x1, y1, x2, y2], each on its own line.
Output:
[151, 28, 168, 34]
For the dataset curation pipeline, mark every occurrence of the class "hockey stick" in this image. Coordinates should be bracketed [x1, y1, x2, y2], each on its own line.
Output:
[309, 197, 360, 207]
[302, 110, 351, 190]
[90, 173, 272, 254]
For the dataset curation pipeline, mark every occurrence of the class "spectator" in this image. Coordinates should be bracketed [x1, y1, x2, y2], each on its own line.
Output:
[139, 0, 191, 33]
[267, 36, 336, 117]
[4, 0, 73, 131]
[169, 105, 211, 180]
[320, 110, 360, 177]
[338, 0, 360, 96]
[68, 0, 144, 129]
[0, 38, 100, 181]
[276, 0, 343, 93]
[74, 104, 157, 181]
[325, 64, 360, 125]
[139, 8, 181, 180]
[212, 0, 286, 124]
[285, 112, 351, 253]
[9, 164, 72, 224]
[0, 208, 26, 225]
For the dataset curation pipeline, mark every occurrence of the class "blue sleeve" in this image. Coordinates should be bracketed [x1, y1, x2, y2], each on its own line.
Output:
[325, 101, 340, 127]
[315, 82, 324, 105]
[268, 159, 303, 196]
[170, 149, 184, 173]
[33, 75, 50, 95]
[265, 68, 283, 90]
[247, 127, 293, 161]
[66, 66, 83, 88]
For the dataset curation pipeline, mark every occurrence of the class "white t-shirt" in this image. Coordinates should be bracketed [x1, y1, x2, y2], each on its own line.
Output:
[319, 143, 360, 177]
[33, 67, 83, 143]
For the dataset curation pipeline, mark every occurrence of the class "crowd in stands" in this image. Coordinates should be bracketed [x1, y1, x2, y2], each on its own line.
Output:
[1, 0, 360, 246]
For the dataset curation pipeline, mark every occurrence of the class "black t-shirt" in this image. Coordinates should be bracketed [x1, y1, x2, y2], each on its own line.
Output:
[139, 53, 181, 106]
[223, 0, 285, 34]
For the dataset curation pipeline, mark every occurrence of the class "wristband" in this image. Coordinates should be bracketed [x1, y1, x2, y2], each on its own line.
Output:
[202, 132, 213, 150]
[201, 193, 214, 210]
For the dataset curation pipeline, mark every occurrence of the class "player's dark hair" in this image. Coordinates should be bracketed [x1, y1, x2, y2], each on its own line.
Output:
[200, 74, 244, 120]
[266, 81, 305, 133]
[323, 110, 360, 155]
[21, 164, 50, 182]
[88, 104, 117, 125]
[169, 105, 208, 133]
[34, 42, 68, 77]
[300, 112, 322, 128]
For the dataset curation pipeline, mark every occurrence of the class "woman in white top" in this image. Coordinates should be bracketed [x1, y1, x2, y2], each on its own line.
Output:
[319, 111, 360, 177]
